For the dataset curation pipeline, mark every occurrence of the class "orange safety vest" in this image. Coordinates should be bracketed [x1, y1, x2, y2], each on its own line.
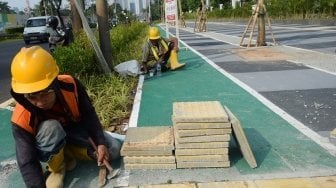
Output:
[11, 75, 81, 135]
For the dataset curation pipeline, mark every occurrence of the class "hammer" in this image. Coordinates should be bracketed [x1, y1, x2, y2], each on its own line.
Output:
[88, 137, 120, 186]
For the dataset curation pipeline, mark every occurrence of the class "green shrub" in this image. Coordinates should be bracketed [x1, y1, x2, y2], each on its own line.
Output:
[5, 27, 24, 34]
[0, 33, 22, 41]
[53, 32, 99, 76]
[109, 22, 148, 66]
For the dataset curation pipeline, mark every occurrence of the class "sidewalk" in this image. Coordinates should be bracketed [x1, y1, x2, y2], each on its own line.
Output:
[1, 25, 336, 187]
[127, 26, 336, 186]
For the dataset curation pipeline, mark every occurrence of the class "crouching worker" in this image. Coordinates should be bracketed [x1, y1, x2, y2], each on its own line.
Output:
[10, 46, 122, 188]
[141, 27, 185, 74]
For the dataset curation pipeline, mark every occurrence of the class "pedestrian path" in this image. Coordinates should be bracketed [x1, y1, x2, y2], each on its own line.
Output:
[1, 24, 336, 187]
[128, 26, 336, 186]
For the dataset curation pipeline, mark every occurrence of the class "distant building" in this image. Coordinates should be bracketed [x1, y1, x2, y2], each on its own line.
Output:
[0, 13, 25, 33]
[108, 0, 149, 17]
[232, 0, 241, 8]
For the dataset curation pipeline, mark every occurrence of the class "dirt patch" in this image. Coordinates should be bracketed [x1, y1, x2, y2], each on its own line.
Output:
[233, 47, 289, 61]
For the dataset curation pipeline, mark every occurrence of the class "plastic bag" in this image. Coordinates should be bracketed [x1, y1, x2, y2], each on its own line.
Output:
[114, 59, 140, 77]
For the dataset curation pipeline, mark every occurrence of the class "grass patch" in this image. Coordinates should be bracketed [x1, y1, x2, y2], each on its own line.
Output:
[53, 22, 149, 130]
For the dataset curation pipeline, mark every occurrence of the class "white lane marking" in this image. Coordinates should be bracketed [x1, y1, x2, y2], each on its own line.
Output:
[129, 75, 144, 128]
[209, 21, 336, 32]
[177, 33, 336, 156]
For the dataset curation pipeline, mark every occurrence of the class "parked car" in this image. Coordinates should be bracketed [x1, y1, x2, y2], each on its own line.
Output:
[23, 16, 52, 44]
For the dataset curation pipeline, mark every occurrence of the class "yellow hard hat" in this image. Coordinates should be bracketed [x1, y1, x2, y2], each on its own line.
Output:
[11, 46, 59, 94]
[148, 27, 161, 40]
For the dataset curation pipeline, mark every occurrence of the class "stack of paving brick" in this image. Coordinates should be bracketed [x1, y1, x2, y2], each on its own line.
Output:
[121, 126, 176, 170]
[172, 101, 232, 168]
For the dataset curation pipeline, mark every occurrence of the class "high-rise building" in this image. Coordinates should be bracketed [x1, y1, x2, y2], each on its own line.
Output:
[127, 0, 144, 16]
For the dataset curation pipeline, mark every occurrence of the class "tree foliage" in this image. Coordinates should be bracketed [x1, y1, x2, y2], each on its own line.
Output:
[0, 1, 15, 13]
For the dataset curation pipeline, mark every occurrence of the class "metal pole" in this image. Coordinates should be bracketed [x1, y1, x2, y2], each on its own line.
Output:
[148, 0, 151, 24]
[174, 0, 179, 42]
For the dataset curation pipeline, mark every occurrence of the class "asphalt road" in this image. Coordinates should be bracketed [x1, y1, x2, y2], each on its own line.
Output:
[186, 21, 336, 55]
[0, 40, 48, 103]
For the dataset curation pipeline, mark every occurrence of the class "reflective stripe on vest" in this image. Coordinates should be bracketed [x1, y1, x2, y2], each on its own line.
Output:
[149, 38, 169, 60]
[11, 75, 81, 135]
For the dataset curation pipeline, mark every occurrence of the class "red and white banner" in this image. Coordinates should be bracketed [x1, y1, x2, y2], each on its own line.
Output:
[165, 0, 177, 22]
[164, 0, 179, 41]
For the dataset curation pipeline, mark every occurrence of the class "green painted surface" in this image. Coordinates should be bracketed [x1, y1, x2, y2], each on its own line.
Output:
[137, 42, 336, 173]
[0, 108, 15, 161]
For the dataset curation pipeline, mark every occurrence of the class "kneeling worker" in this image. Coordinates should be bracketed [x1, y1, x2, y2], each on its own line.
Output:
[141, 27, 185, 74]
[10, 46, 121, 187]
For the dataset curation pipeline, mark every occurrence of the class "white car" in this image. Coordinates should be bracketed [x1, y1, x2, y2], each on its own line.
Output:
[23, 16, 52, 44]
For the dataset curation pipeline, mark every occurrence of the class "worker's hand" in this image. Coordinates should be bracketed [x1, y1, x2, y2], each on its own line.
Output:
[96, 145, 109, 166]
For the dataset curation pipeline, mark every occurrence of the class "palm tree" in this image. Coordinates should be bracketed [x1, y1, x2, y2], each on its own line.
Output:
[0, 1, 13, 13]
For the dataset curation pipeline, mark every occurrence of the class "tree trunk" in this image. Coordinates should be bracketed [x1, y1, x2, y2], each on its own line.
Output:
[257, 0, 266, 46]
[96, 0, 113, 68]
[70, 0, 83, 33]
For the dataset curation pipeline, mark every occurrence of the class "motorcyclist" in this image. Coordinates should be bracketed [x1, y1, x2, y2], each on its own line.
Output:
[47, 16, 71, 52]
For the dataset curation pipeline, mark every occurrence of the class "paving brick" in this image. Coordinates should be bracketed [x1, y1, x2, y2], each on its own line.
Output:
[175, 134, 230, 143]
[177, 128, 232, 137]
[176, 161, 230, 168]
[123, 126, 174, 149]
[121, 146, 173, 156]
[173, 122, 231, 130]
[224, 106, 257, 168]
[197, 181, 257, 188]
[175, 148, 228, 156]
[123, 156, 176, 164]
[175, 154, 229, 162]
[254, 178, 314, 188]
[140, 183, 197, 188]
[124, 163, 176, 170]
[122, 144, 174, 151]
[172, 101, 229, 123]
[175, 141, 229, 149]
[311, 176, 336, 188]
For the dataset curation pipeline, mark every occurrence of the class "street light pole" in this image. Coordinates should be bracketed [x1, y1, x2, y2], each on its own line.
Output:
[148, 0, 151, 24]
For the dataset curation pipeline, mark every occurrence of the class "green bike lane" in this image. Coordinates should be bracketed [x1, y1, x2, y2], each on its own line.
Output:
[134, 31, 336, 182]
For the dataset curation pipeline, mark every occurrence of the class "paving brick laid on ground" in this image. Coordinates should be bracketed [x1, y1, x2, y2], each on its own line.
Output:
[121, 127, 176, 170]
[172, 101, 231, 168]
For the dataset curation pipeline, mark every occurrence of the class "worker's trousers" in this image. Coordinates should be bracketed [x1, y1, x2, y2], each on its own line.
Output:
[35, 119, 122, 163]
